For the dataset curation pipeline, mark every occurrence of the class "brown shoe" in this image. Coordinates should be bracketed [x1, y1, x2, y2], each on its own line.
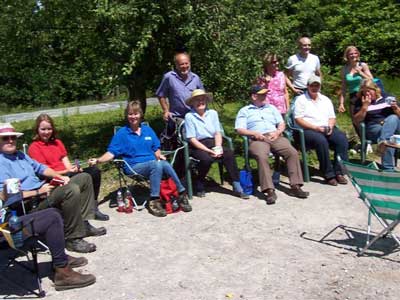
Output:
[264, 189, 277, 205]
[67, 255, 88, 268]
[289, 185, 309, 198]
[147, 199, 167, 217]
[336, 174, 348, 185]
[326, 177, 338, 186]
[54, 265, 96, 291]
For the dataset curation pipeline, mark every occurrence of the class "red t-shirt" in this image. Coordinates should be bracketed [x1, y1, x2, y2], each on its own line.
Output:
[28, 139, 68, 171]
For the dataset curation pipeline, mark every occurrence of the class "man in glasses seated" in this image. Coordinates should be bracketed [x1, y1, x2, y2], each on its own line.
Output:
[0, 123, 106, 253]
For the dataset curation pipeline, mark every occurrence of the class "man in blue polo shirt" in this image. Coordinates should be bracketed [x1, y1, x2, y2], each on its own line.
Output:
[235, 86, 309, 204]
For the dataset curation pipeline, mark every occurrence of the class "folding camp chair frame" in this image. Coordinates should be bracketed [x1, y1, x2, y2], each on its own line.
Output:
[0, 220, 46, 298]
[113, 124, 186, 209]
[340, 158, 400, 256]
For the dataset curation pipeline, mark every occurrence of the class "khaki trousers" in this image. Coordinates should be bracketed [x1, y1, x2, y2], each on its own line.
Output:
[36, 173, 96, 240]
[249, 136, 303, 192]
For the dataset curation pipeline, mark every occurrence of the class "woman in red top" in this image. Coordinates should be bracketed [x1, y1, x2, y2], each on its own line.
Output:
[28, 114, 109, 221]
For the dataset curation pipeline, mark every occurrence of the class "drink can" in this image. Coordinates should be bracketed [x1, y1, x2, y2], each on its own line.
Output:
[385, 96, 396, 105]
[5, 178, 20, 195]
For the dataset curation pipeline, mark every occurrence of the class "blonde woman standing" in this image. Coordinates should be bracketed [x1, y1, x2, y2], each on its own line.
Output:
[338, 46, 373, 115]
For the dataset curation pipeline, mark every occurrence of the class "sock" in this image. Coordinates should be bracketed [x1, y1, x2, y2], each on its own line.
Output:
[232, 181, 243, 193]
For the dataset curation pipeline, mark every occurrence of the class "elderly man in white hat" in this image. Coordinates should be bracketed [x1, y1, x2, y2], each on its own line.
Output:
[184, 89, 248, 198]
[0, 123, 106, 253]
[294, 75, 349, 186]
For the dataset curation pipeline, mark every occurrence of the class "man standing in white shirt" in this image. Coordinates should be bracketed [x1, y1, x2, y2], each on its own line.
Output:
[286, 36, 322, 95]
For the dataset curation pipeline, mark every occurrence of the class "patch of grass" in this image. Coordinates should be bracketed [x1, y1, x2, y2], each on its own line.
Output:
[12, 93, 380, 198]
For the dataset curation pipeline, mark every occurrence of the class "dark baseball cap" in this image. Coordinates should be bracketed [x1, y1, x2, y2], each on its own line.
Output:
[250, 85, 268, 95]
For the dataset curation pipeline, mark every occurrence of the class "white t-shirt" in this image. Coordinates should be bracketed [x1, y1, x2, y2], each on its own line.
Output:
[294, 92, 335, 127]
[286, 53, 320, 89]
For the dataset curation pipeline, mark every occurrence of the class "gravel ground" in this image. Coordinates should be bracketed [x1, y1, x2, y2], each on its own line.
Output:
[1, 175, 400, 300]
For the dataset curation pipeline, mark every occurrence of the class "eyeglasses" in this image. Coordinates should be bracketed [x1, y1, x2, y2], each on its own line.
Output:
[1, 136, 17, 142]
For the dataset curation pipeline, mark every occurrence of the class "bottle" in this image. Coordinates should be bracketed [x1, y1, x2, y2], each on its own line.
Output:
[124, 190, 134, 214]
[171, 196, 179, 212]
[8, 210, 23, 248]
[116, 190, 125, 213]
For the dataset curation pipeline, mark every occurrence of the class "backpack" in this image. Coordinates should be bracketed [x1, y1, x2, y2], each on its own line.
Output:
[160, 177, 180, 214]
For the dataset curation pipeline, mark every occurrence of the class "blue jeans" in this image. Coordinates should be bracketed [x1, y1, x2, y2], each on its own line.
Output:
[303, 127, 349, 179]
[366, 114, 400, 170]
[126, 160, 185, 198]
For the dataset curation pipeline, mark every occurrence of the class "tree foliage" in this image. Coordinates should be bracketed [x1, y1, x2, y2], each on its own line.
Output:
[0, 0, 399, 111]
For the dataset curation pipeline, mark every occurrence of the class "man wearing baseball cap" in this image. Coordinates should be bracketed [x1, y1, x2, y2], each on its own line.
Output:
[235, 86, 309, 204]
[294, 75, 349, 186]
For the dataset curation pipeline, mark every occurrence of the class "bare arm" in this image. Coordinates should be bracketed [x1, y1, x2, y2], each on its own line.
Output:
[357, 63, 373, 79]
[295, 117, 325, 133]
[88, 151, 115, 166]
[283, 74, 290, 109]
[42, 168, 70, 183]
[391, 101, 400, 117]
[285, 69, 302, 95]
[158, 96, 170, 121]
[338, 67, 347, 113]
[214, 132, 222, 147]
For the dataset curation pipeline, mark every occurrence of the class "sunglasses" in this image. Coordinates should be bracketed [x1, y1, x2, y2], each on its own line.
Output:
[1, 136, 17, 142]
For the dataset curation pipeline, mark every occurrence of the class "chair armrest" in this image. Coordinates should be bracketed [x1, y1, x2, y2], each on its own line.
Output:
[222, 134, 234, 151]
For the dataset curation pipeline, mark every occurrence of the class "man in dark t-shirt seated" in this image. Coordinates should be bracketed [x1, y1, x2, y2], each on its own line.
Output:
[353, 79, 400, 170]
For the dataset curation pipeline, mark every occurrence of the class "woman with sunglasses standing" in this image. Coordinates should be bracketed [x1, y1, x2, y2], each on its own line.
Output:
[256, 53, 290, 118]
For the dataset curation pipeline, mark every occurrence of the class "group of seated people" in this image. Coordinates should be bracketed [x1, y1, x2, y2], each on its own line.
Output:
[0, 45, 399, 293]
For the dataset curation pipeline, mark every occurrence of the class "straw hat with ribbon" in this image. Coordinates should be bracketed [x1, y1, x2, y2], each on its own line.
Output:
[185, 89, 213, 107]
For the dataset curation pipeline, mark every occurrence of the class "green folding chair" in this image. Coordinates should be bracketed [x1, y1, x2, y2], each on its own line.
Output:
[178, 120, 234, 199]
[284, 105, 310, 182]
[341, 159, 400, 255]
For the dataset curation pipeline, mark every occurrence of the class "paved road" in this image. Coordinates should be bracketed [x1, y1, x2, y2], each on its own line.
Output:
[0, 97, 159, 123]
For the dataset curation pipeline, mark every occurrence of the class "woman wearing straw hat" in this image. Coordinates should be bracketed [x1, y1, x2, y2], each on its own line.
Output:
[184, 89, 248, 198]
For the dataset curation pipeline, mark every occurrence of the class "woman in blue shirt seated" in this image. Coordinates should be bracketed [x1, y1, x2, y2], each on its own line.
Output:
[89, 101, 192, 217]
[184, 89, 248, 198]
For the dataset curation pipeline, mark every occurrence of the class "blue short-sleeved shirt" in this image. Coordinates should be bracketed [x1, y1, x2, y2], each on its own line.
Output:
[235, 104, 283, 133]
[184, 109, 221, 140]
[107, 124, 160, 172]
[156, 71, 204, 118]
[0, 151, 47, 192]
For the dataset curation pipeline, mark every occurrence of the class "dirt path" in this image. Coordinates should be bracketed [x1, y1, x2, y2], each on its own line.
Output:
[1, 177, 399, 299]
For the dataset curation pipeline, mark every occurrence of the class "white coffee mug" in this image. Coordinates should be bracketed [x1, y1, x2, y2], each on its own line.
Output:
[390, 135, 400, 144]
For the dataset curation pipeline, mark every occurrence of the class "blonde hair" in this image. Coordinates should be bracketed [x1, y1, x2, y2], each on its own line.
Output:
[358, 79, 382, 98]
[343, 46, 360, 62]
[262, 53, 278, 71]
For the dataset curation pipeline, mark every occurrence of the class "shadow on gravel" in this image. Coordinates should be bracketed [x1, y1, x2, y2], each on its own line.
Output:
[0, 255, 52, 299]
[300, 225, 400, 261]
